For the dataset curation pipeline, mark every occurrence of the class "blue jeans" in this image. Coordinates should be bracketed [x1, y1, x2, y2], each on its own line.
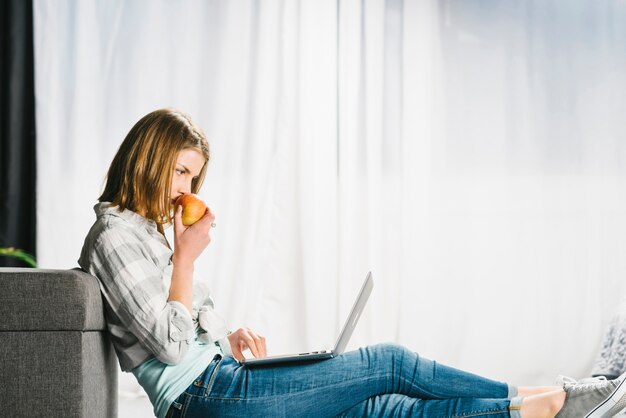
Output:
[166, 343, 522, 418]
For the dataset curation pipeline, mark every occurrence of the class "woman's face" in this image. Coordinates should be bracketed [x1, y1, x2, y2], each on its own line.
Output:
[170, 148, 206, 204]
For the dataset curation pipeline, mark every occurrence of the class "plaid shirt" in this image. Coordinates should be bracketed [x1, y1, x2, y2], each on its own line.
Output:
[79, 202, 229, 372]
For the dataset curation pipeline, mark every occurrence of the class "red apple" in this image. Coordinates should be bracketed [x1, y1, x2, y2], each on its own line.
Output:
[175, 194, 207, 226]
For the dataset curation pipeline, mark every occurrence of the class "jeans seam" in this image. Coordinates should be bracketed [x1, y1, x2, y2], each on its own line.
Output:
[202, 355, 225, 397]
[449, 407, 510, 418]
[395, 374, 440, 399]
[186, 393, 242, 401]
[199, 375, 384, 402]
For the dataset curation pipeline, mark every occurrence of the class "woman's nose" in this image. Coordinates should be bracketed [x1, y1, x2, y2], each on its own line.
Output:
[175, 182, 189, 195]
[181, 181, 193, 194]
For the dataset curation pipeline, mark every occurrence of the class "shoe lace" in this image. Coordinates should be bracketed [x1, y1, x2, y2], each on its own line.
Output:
[556, 375, 610, 392]
[556, 375, 607, 386]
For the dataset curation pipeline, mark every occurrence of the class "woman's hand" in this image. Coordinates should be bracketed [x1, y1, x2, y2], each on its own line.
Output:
[227, 328, 267, 361]
[172, 204, 215, 265]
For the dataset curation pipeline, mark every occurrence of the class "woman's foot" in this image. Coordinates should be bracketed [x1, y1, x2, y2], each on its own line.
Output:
[555, 373, 626, 417]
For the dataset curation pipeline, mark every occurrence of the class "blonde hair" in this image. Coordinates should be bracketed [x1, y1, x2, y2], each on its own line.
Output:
[99, 108, 210, 232]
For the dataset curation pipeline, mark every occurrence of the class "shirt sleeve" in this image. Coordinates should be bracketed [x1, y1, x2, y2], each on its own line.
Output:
[91, 226, 195, 366]
[192, 281, 230, 344]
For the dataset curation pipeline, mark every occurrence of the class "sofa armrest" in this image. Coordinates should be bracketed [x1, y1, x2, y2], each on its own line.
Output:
[0, 268, 106, 331]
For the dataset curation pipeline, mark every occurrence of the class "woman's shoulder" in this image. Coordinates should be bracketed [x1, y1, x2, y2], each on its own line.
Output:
[79, 201, 171, 271]
[79, 205, 135, 270]
[84, 204, 144, 250]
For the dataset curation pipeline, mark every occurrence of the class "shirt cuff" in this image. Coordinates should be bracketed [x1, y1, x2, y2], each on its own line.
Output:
[167, 300, 195, 342]
[196, 305, 229, 343]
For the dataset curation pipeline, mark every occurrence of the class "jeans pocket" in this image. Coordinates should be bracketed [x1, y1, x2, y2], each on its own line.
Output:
[197, 354, 225, 397]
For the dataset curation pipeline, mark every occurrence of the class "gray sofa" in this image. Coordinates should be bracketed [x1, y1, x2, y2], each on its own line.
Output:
[0, 268, 118, 418]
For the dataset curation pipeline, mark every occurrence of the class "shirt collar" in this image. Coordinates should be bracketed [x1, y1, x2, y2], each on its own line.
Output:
[94, 202, 158, 230]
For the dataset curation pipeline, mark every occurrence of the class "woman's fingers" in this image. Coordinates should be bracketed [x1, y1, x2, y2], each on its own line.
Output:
[194, 207, 215, 228]
[174, 207, 214, 259]
[228, 328, 267, 359]
[240, 328, 260, 358]
[246, 329, 267, 358]
[231, 342, 245, 361]
[173, 204, 185, 233]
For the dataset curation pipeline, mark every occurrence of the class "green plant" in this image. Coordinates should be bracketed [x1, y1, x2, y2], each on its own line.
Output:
[0, 247, 37, 267]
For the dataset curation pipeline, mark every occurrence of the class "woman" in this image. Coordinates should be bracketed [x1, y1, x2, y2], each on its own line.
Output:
[79, 108, 626, 418]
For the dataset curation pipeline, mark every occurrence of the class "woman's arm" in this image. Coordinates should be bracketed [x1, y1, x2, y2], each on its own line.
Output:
[169, 204, 215, 314]
[168, 205, 268, 361]
[89, 227, 196, 366]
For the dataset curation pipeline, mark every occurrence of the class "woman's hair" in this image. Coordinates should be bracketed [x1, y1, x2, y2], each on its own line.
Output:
[99, 108, 210, 231]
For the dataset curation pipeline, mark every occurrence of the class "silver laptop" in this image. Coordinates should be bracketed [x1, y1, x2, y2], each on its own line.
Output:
[240, 271, 374, 366]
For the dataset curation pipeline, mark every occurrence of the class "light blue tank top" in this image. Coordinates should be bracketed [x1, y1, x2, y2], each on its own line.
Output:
[132, 339, 223, 418]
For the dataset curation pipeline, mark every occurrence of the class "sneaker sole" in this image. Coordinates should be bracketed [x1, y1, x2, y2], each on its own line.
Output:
[586, 377, 626, 418]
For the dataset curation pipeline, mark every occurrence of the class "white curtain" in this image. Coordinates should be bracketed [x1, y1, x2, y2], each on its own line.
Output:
[35, 0, 626, 407]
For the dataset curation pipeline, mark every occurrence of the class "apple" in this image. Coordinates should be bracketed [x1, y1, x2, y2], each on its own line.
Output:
[175, 194, 207, 226]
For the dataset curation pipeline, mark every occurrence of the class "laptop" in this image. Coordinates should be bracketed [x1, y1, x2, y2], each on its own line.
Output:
[240, 271, 374, 367]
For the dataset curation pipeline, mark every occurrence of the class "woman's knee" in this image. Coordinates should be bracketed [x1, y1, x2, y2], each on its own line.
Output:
[359, 343, 422, 390]
[365, 342, 415, 364]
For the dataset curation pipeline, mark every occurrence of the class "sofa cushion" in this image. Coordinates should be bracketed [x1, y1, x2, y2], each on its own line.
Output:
[0, 268, 107, 331]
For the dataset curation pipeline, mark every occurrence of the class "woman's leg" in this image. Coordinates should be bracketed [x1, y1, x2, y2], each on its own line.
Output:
[518, 387, 562, 397]
[335, 394, 514, 418]
[175, 343, 521, 418]
[518, 390, 565, 418]
[335, 391, 563, 418]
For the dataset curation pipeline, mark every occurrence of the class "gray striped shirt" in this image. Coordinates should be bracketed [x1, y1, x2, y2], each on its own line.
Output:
[79, 202, 229, 372]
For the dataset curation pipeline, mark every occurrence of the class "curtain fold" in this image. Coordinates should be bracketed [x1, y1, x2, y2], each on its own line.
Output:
[0, 0, 37, 267]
